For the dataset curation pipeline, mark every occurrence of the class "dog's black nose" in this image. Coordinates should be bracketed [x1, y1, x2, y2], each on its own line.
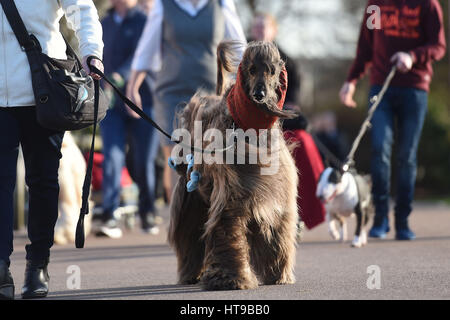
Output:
[253, 84, 266, 101]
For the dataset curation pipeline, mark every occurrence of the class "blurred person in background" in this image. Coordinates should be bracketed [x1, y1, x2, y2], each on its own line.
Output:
[250, 12, 301, 106]
[98, 0, 160, 237]
[339, 0, 446, 240]
[126, 0, 246, 201]
[311, 111, 349, 167]
[283, 112, 326, 236]
[0, 0, 103, 300]
[138, 0, 154, 14]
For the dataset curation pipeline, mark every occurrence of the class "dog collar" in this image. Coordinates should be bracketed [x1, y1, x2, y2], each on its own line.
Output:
[226, 65, 288, 132]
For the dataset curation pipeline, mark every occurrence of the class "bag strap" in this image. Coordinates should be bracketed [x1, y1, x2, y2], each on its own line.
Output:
[75, 78, 100, 249]
[0, 0, 39, 51]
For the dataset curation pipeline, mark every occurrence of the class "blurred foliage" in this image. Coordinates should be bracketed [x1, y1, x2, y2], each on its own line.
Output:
[418, 0, 450, 196]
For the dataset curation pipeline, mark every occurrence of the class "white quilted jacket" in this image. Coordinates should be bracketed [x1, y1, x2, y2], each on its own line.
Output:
[0, 0, 103, 107]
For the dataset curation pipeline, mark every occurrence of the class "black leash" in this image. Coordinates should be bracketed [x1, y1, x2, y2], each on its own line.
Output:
[90, 65, 235, 153]
[92, 65, 174, 140]
[75, 76, 99, 249]
[75, 63, 235, 248]
[76, 62, 167, 248]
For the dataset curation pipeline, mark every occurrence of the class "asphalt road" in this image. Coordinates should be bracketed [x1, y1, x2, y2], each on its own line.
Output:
[8, 201, 450, 300]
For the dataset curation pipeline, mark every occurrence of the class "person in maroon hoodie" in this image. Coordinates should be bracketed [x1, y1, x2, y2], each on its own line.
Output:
[340, 0, 446, 240]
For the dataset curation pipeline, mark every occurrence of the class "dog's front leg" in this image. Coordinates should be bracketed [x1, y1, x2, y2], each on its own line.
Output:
[168, 177, 208, 284]
[340, 219, 348, 243]
[327, 212, 340, 241]
[201, 210, 258, 290]
[351, 205, 364, 248]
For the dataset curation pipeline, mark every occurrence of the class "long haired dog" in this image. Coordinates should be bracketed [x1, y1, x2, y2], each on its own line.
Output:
[316, 167, 373, 248]
[168, 41, 299, 290]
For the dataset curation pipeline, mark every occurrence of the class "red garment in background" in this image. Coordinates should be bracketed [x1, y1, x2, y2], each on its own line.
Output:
[84, 152, 133, 192]
[284, 130, 326, 229]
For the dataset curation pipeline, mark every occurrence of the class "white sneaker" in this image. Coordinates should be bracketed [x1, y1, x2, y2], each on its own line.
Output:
[142, 226, 160, 235]
[97, 220, 123, 239]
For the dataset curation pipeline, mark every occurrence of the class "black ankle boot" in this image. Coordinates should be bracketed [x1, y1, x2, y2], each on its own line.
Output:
[0, 260, 15, 300]
[21, 259, 49, 299]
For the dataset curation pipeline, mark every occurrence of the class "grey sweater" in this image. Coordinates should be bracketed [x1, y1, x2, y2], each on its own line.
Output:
[154, 0, 225, 115]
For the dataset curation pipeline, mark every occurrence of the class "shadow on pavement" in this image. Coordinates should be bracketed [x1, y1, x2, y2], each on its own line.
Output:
[44, 284, 203, 300]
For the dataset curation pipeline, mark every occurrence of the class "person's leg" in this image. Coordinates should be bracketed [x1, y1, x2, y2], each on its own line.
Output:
[0, 108, 20, 267]
[368, 86, 395, 238]
[128, 107, 160, 232]
[17, 107, 64, 263]
[100, 107, 126, 223]
[394, 88, 428, 240]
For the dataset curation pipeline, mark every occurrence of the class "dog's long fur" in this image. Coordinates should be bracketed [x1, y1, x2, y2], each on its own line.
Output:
[168, 41, 299, 290]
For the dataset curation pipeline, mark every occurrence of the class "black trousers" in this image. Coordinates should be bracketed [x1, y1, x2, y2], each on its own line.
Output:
[0, 107, 64, 264]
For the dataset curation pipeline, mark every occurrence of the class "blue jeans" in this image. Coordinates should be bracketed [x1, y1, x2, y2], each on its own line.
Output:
[0, 107, 64, 265]
[369, 86, 428, 230]
[100, 106, 159, 228]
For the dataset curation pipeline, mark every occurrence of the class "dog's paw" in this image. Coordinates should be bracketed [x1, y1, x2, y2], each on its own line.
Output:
[329, 229, 340, 241]
[361, 231, 368, 246]
[351, 236, 363, 248]
[201, 268, 258, 291]
[264, 273, 296, 285]
[178, 272, 202, 285]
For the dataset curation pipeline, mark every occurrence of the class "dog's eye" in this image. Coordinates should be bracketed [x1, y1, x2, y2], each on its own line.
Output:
[270, 66, 275, 75]
[249, 66, 256, 75]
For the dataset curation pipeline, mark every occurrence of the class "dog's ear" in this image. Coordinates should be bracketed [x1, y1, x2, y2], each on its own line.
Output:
[329, 169, 342, 184]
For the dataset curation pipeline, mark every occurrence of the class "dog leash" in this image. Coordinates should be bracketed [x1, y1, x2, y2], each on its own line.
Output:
[75, 64, 237, 248]
[309, 130, 346, 169]
[342, 66, 397, 172]
[88, 65, 235, 155]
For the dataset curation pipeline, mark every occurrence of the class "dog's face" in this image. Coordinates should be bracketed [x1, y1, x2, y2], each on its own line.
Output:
[316, 167, 345, 204]
[240, 41, 284, 105]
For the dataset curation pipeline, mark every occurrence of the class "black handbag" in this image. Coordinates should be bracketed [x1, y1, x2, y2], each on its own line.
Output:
[0, 0, 109, 131]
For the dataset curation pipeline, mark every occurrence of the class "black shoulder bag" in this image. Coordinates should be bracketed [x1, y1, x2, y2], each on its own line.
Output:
[0, 0, 110, 248]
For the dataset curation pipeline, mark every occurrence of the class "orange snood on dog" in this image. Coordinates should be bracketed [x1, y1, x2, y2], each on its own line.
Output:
[227, 65, 288, 132]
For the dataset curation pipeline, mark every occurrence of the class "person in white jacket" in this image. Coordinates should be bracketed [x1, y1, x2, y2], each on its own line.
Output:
[0, 0, 104, 300]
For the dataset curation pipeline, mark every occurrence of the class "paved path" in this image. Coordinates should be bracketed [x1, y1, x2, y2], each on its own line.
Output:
[9, 202, 450, 300]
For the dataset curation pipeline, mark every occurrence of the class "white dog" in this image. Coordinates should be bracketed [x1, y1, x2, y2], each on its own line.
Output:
[54, 133, 92, 245]
[316, 167, 373, 248]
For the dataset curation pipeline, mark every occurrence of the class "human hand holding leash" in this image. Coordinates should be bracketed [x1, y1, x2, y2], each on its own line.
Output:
[339, 81, 357, 108]
[390, 52, 413, 73]
[83, 56, 104, 80]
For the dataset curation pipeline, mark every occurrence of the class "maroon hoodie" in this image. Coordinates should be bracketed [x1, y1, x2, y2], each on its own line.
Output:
[347, 0, 446, 92]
